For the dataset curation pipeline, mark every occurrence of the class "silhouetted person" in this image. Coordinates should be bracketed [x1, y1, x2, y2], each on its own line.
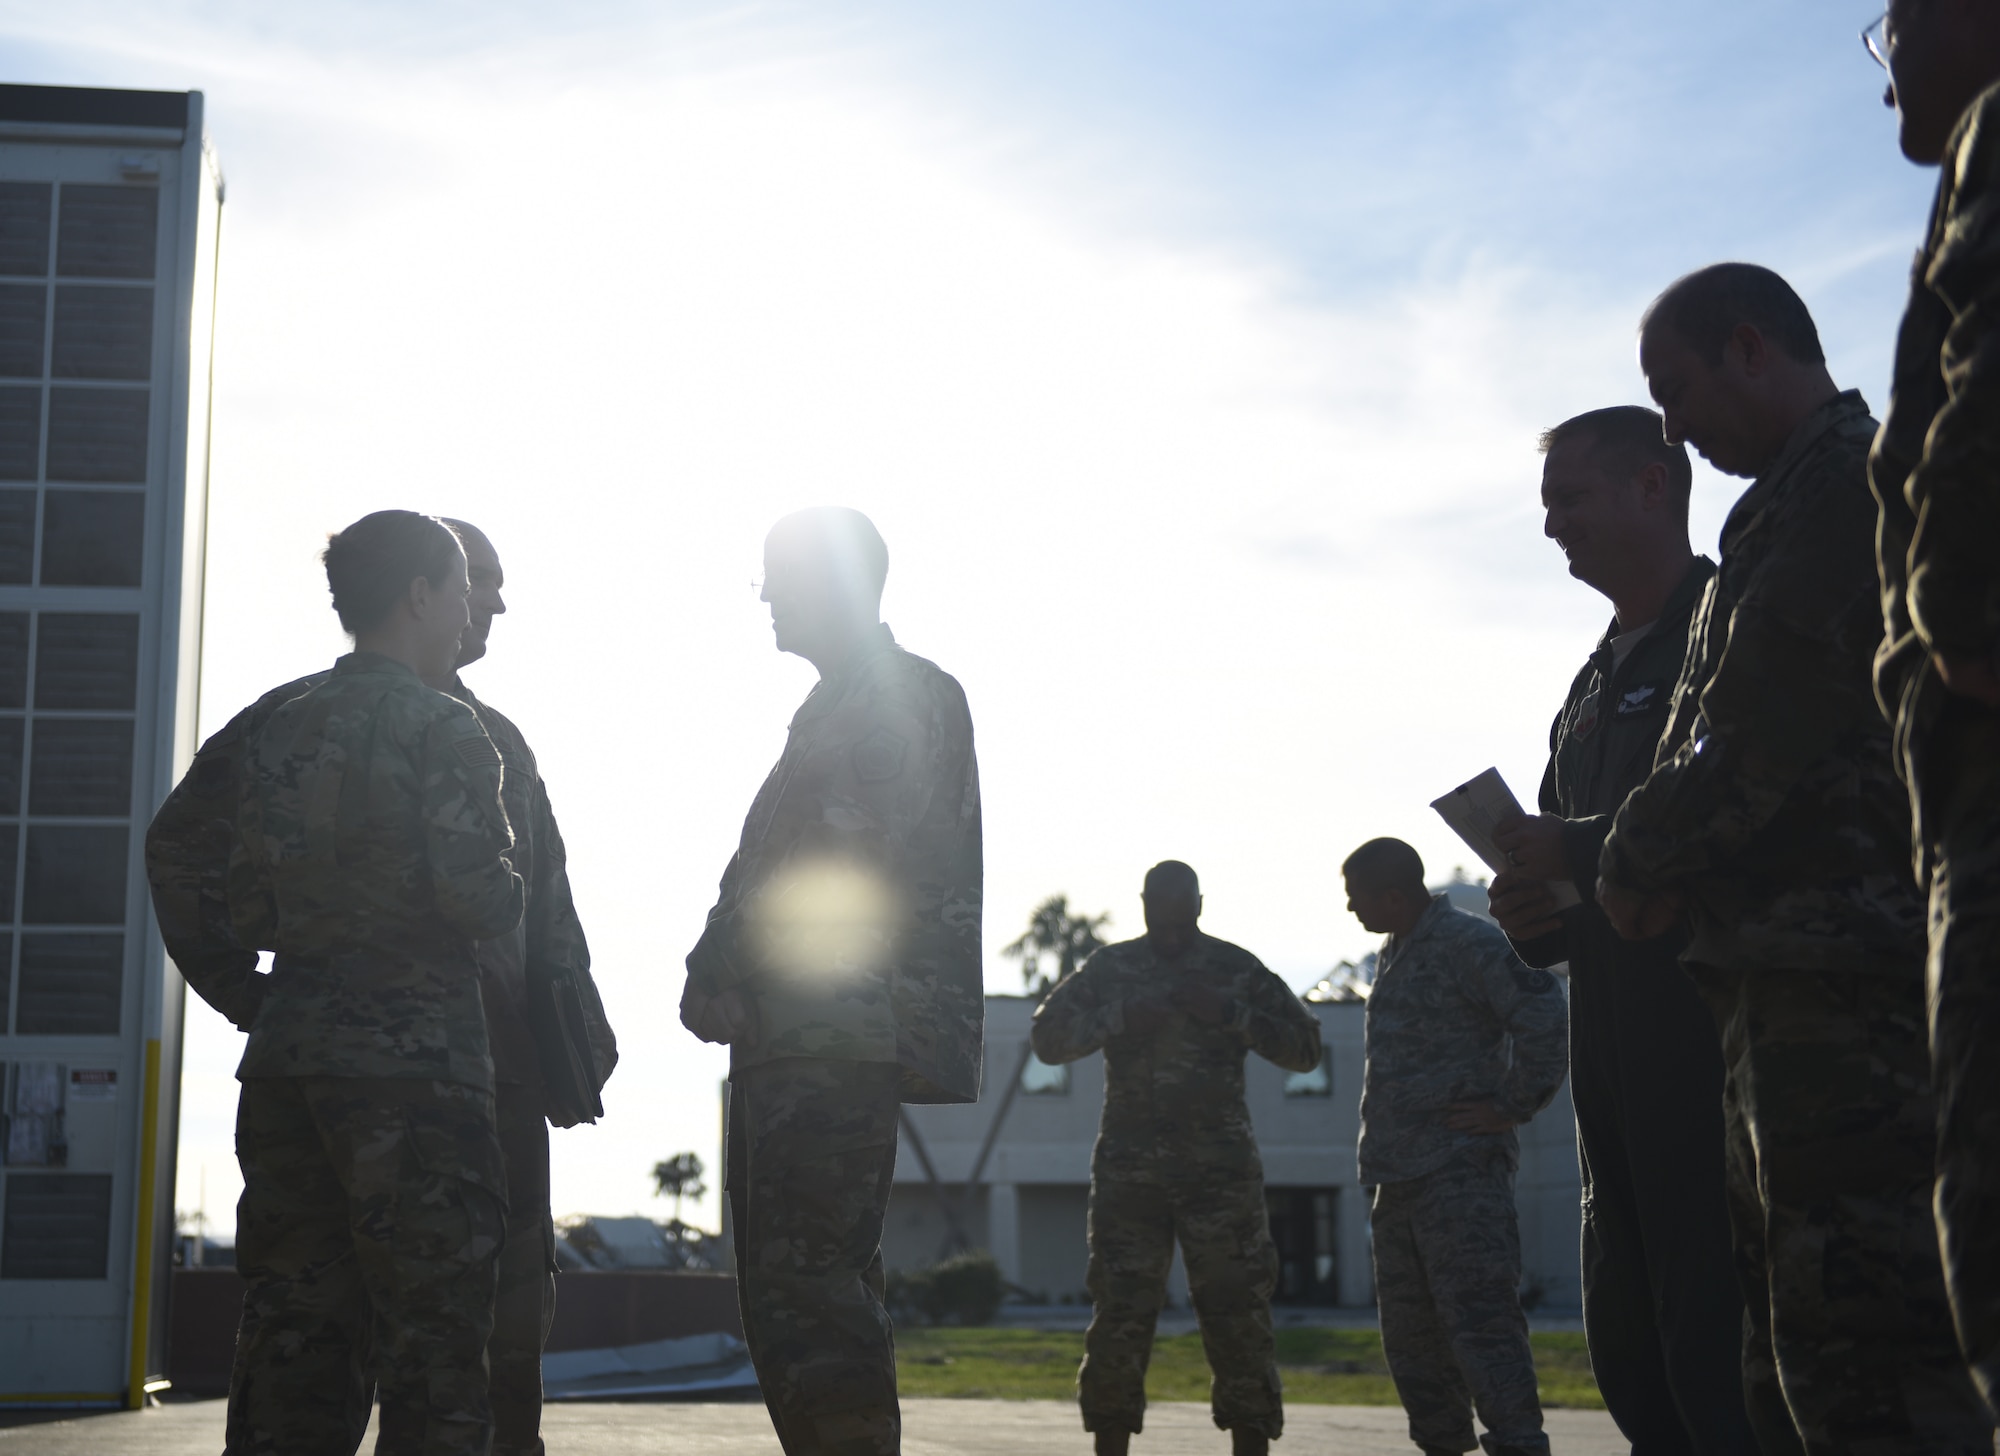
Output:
[160, 511, 523, 1456]
[683, 507, 983, 1456]
[438, 520, 618, 1456]
[1346, 838, 1566, 1456]
[147, 517, 617, 1456]
[1486, 407, 1755, 1455]
[1598, 264, 1990, 1454]
[1869, 3, 2000, 1426]
[1032, 861, 1321, 1456]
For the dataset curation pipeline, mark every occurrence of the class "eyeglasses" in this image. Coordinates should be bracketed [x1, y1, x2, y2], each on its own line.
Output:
[1863, 11, 1892, 71]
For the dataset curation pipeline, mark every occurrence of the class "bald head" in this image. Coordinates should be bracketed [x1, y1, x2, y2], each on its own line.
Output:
[1342, 838, 1424, 894]
[1141, 860, 1202, 957]
[441, 518, 506, 670]
[1342, 837, 1429, 937]
[760, 506, 891, 673]
[766, 507, 888, 602]
[1636, 262, 1839, 480]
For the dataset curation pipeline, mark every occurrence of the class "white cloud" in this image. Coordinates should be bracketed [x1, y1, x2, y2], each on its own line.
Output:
[3, 2, 1877, 1233]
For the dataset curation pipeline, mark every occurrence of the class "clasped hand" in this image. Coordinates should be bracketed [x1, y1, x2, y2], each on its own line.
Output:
[680, 980, 758, 1048]
[1596, 880, 1683, 941]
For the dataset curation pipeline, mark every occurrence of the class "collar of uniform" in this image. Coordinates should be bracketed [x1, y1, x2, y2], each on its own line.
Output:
[835, 622, 898, 682]
[446, 674, 481, 706]
[1383, 892, 1451, 965]
[332, 650, 423, 681]
[1586, 554, 1719, 667]
[793, 622, 900, 722]
[1721, 389, 1872, 554]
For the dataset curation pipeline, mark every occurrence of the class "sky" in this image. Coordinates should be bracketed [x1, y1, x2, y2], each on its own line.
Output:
[0, 0, 1940, 1236]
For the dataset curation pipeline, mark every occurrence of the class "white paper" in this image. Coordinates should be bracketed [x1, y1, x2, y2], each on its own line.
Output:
[1429, 767, 1582, 910]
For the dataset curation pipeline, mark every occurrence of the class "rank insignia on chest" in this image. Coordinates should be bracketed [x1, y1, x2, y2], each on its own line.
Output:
[1614, 683, 1663, 717]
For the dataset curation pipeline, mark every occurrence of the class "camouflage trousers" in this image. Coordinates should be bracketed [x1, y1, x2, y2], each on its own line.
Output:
[1079, 1175, 1283, 1439]
[1923, 700, 2000, 1426]
[1369, 1144, 1547, 1456]
[227, 1075, 506, 1456]
[1686, 959, 1993, 1456]
[727, 1057, 903, 1456]
[488, 1080, 557, 1456]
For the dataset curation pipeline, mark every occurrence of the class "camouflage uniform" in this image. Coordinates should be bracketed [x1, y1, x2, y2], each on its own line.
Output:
[147, 666, 616, 1456]
[145, 671, 318, 1032]
[687, 623, 982, 1456]
[183, 651, 521, 1456]
[449, 679, 617, 1456]
[1507, 557, 1757, 1456]
[1030, 932, 1323, 1441]
[1870, 80, 2000, 1427]
[1601, 393, 1992, 1454]
[1359, 895, 1567, 1456]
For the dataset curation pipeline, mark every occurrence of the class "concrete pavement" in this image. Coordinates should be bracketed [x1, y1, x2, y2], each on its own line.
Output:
[0, 1396, 1625, 1454]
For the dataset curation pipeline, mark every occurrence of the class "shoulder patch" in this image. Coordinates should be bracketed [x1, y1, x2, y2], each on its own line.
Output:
[851, 725, 909, 784]
[452, 734, 502, 771]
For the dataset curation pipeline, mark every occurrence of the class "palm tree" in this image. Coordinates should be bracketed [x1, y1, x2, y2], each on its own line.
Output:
[652, 1152, 706, 1224]
[1003, 895, 1111, 995]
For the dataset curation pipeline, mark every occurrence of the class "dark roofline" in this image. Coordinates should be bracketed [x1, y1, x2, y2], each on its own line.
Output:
[0, 84, 190, 130]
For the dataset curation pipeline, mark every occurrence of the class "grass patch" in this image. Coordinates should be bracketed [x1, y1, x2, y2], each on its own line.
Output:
[895, 1327, 1602, 1410]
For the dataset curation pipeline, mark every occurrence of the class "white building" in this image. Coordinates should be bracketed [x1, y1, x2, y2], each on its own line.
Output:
[885, 982, 1581, 1312]
[0, 84, 223, 1408]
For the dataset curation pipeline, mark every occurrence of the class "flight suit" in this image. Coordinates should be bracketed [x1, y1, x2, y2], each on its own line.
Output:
[1509, 556, 1757, 1455]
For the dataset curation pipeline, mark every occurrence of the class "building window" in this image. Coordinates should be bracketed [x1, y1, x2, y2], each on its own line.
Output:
[1283, 1051, 1332, 1098]
[1265, 1186, 1340, 1304]
[1019, 1052, 1069, 1096]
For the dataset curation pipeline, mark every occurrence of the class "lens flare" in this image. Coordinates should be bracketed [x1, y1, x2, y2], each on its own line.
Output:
[748, 859, 904, 980]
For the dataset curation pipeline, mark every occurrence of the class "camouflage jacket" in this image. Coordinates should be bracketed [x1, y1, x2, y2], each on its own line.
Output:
[450, 678, 618, 1103]
[1510, 557, 1713, 976]
[148, 669, 616, 1111]
[1601, 392, 1927, 975]
[686, 624, 984, 1104]
[1030, 932, 1322, 1185]
[144, 671, 317, 1032]
[1870, 81, 2000, 878]
[228, 652, 524, 1089]
[1358, 895, 1567, 1186]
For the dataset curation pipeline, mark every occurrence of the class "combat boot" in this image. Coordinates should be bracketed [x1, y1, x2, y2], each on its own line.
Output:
[1230, 1430, 1269, 1456]
[1094, 1430, 1131, 1456]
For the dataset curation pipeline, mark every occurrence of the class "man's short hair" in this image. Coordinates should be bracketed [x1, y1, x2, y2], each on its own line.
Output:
[322, 510, 464, 636]
[1142, 860, 1200, 899]
[1641, 262, 1826, 367]
[1538, 405, 1693, 511]
[1341, 838, 1425, 895]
